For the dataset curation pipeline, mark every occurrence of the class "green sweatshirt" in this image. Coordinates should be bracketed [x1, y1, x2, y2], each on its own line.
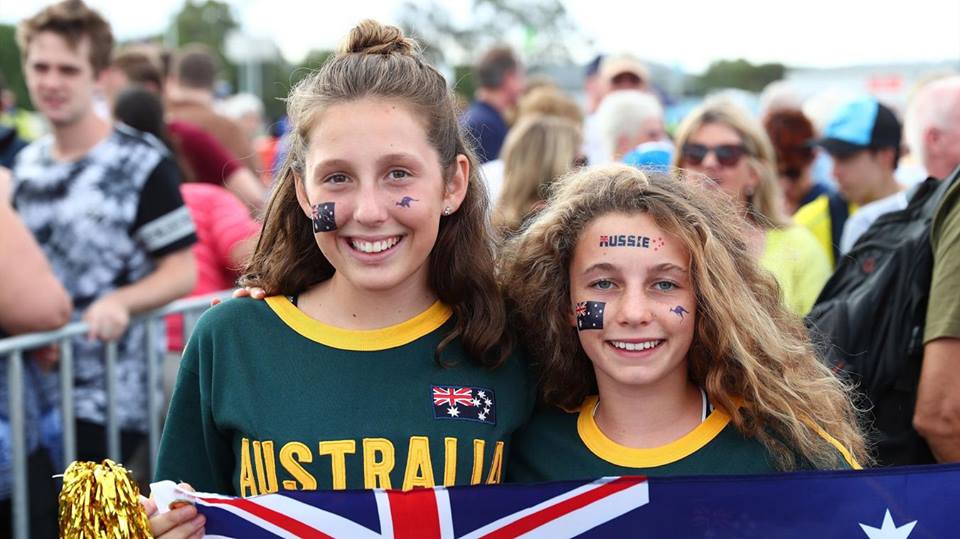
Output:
[156, 296, 533, 496]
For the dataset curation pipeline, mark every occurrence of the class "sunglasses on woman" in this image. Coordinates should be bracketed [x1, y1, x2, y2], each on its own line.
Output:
[681, 143, 750, 167]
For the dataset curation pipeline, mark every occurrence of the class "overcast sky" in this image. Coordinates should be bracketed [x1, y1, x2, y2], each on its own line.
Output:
[3, 0, 959, 73]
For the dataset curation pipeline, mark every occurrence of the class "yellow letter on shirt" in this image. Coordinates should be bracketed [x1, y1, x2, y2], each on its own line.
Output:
[402, 436, 435, 490]
[318, 440, 356, 490]
[443, 437, 458, 486]
[363, 438, 395, 489]
[254, 440, 279, 494]
[239, 438, 258, 497]
[280, 442, 317, 491]
[470, 439, 486, 485]
[486, 441, 504, 484]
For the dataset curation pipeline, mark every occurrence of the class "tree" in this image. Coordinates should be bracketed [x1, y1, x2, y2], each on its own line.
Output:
[172, 0, 240, 91]
[0, 24, 31, 112]
[692, 59, 786, 95]
[396, 0, 582, 99]
[255, 50, 333, 121]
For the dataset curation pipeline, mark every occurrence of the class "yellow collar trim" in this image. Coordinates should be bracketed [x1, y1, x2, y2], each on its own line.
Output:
[264, 296, 452, 351]
[577, 395, 731, 468]
[807, 421, 863, 470]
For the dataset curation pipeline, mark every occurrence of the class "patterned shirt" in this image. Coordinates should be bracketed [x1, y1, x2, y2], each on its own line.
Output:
[12, 124, 196, 431]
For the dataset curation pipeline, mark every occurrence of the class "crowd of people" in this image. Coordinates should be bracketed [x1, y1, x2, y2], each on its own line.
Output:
[0, 1, 959, 537]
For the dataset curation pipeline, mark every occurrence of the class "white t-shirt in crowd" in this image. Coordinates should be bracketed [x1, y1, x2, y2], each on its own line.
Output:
[840, 190, 909, 253]
[481, 158, 505, 206]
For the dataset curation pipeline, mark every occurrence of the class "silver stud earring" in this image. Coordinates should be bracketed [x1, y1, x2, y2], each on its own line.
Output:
[443, 207, 452, 216]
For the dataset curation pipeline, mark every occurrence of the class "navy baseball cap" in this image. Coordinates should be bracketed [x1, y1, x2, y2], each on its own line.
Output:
[817, 97, 901, 157]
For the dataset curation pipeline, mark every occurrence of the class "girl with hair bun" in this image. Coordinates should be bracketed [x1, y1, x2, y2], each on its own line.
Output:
[501, 164, 867, 483]
[149, 20, 533, 535]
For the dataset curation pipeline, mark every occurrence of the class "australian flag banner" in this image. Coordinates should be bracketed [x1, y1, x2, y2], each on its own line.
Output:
[150, 464, 959, 538]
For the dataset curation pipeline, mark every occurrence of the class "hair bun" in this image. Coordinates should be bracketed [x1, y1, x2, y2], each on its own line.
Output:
[341, 19, 417, 56]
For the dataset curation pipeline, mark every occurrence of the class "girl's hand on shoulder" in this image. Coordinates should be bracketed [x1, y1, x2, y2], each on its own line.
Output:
[211, 286, 267, 306]
[142, 483, 205, 539]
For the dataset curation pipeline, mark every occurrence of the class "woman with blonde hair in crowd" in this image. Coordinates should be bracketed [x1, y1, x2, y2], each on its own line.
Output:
[515, 85, 584, 125]
[482, 85, 583, 203]
[501, 165, 867, 482]
[672, 98, 830, 315]
[493, 115, 583, 235]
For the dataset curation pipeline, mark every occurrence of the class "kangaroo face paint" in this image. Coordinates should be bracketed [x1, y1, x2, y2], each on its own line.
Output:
[669, 305, 690, 322]
[395, 196, 419, 208]
[312, 202, 337, 232]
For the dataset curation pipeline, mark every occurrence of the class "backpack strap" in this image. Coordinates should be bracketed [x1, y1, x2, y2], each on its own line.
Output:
[827, 193, 849, 264]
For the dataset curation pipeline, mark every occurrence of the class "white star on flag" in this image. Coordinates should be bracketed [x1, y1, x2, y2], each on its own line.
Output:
[859, 509, 917, 539]
[472, 398, 482, 407]
[477, 391, 486, 399]
[478, 412, 487, 421]
[446, 406, 460, 417]
[483, 407, 490, 415]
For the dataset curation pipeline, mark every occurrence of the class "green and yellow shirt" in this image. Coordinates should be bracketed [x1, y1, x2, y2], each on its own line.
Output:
[156, 297, 533, 496]
[507, 396, 859, 483]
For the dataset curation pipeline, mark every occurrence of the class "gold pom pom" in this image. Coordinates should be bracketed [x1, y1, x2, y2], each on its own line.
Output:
[58, 460, 152, 538]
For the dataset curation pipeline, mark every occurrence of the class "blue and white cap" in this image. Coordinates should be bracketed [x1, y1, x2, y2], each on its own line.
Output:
[817, 97, 901, 157]
[622, 140, 674, 172]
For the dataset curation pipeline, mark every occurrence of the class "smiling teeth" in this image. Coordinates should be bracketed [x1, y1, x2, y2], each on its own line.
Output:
[611, 340, 662, 351]
[351, 237, 401, 253]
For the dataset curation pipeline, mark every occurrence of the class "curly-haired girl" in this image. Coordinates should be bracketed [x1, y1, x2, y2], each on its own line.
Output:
[501, 164, 867, 482]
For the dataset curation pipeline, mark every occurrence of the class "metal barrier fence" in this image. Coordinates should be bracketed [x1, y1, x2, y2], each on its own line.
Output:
[0, 290, 233, 539]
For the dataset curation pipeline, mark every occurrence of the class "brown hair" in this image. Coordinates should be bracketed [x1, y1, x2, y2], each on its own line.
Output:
[112, 48, 164, 90]
[672, 98, 790, 229]
[241, 20, 509, 368]
[516, 86, 584, 125]
[764, 109, 816, 179]
[172, 44, 219, 90]
[474, 46, 519, 89]
[500, 164, 868, 470]
[17, 0, 114, 75]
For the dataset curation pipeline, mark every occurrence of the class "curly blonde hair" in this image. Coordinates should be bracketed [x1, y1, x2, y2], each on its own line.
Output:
[499, 164, 868, 469]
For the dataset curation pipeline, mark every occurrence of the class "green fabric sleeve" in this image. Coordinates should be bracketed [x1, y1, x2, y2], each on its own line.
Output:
[154, 329, 235, 494]
[925, 180, 960, 342]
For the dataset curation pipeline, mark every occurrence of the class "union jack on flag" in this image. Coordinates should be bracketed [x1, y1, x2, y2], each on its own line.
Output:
[432, 386, 496, 425]
[150, 464, 960, 538]
[433, 387, 475, 408]
[150, 476, 649, 539]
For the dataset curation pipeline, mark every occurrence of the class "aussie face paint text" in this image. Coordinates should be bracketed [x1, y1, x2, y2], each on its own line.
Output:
[598, 235, 667, 251]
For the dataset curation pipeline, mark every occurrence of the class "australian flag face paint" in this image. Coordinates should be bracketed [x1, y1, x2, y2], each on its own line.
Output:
[576, 301, 605, 330]
[312, 202, 337, 232]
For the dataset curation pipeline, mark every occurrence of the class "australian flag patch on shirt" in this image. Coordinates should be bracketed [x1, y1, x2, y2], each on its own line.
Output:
[432, 385, 496, 425]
